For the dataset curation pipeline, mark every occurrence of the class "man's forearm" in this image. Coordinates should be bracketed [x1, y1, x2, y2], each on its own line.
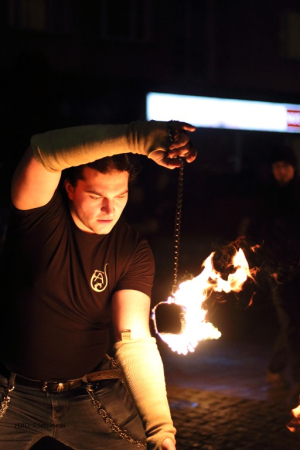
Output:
[114, 337, 176, 450]
[31, 121, 169, 172]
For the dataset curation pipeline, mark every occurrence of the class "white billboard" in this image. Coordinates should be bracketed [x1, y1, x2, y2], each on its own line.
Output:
[146, 92, 300, 133]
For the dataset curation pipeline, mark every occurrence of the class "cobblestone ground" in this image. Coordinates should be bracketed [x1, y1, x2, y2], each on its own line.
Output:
[167, 384, 300, 450]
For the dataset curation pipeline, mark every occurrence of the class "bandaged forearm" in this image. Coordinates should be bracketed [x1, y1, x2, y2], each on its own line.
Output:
[114, 337, 176, 450]
[31, 121, 169, 172]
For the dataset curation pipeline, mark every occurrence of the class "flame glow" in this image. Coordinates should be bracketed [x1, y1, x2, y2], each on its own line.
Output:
[153, 248, 254, 354]
[286, 404, 300, 432]
[292, 405, 300, 419]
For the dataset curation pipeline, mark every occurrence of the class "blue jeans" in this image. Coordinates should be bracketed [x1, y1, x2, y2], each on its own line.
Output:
[0, 361, 146, 450]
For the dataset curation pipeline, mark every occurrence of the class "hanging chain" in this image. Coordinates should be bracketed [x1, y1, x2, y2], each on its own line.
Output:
[0, 393, 11, 419]
[0, 374, 15, 419]
[171, 158, 184, 295]
[86, 385, 146, 448]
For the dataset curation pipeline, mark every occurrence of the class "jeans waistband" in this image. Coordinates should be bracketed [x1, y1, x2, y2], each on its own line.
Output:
[0, 361, 84, 392]
[0, 360, 122, 393]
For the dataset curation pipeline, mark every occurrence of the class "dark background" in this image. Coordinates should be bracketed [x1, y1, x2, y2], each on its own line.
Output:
[1, 1, 300, 448]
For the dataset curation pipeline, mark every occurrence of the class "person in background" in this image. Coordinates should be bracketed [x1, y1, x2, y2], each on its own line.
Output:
[258, 146, 300, 409]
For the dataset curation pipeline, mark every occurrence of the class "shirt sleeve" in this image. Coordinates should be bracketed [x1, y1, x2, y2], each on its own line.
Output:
[114, 238, 155, 298]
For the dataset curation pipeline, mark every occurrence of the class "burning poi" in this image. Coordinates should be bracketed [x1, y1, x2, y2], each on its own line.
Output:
[151, 159, 256, 355]
[152, 247, 255, 355]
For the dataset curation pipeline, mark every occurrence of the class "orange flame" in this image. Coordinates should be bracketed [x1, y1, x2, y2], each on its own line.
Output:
[292, 405, 300, 419]
[154, 248, 255, 354]
[286, 404, 300, 432]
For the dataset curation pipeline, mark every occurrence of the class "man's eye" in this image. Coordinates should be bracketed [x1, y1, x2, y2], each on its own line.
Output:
[90, 195, 101, 200]
[117, 193, 128, 199]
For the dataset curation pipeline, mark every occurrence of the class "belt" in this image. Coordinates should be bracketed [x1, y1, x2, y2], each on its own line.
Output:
[0, 362, 123, 393]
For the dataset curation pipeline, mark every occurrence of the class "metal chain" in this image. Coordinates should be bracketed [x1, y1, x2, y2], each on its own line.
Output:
[0, 394, 11, 419]
[86, 385, 146, 448]
[172, 158, 184, 295]
[0, 374, 15, 419]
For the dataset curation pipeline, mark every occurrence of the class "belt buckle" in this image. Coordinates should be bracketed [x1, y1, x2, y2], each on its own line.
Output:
[56, 383, 65, 392]
[42, 381, 65, 393]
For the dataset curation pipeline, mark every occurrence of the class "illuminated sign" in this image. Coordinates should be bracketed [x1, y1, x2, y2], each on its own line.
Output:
[146, 92, 300, 133]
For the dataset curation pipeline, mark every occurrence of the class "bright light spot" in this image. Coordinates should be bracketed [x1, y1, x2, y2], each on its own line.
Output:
[292, 404, 300, 418]
[146, 92, 300, 133]
[153, 248, 255, 355]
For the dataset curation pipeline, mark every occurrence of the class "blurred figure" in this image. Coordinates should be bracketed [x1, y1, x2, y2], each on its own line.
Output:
[258, 146, 300, 407]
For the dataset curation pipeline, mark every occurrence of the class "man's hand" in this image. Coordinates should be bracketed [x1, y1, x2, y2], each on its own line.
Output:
[149, 122, 197, 169]
[161, 437, 176, 449]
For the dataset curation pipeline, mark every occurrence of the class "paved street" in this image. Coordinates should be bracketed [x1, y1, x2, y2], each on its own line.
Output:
[161, 338, 300, 449]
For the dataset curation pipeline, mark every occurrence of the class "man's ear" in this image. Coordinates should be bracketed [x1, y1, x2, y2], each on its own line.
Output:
[64, 179, 74, 200]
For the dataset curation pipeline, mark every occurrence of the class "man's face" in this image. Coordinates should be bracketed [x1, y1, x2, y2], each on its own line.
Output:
[65, 167, 129, 234]
[272, 161, 295, 186]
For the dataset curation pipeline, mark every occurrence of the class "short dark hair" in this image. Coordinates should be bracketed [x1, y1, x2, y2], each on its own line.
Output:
[270, 145, 297, 168]
[62, 154, 140, 186]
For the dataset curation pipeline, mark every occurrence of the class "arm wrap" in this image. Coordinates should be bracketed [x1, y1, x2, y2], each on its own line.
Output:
[31, 121, 169, 172]
[114, 337, 176, 450]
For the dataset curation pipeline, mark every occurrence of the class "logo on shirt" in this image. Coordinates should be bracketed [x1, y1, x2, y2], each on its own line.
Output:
[90, 264, 108, 292]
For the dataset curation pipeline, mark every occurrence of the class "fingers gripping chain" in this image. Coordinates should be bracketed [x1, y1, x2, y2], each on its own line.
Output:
[167, 120, 179, 143]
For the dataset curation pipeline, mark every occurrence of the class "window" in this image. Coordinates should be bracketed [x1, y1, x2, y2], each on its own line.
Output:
[281, 11, 300, 61]
[7, 0, 72, 34]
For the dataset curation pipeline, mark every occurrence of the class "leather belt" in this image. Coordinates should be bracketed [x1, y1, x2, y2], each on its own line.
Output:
[0, 362, 122, 393]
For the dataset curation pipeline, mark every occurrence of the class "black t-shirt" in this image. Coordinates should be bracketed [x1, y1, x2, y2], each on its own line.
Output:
[0, 189, 154, 380]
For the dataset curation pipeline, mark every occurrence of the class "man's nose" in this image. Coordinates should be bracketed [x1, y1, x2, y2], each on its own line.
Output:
[101, 198, 114, 215]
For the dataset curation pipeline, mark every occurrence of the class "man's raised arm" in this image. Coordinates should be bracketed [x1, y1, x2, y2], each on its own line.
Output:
[11, 146, 61, 210]
[11, 120, 196, 210]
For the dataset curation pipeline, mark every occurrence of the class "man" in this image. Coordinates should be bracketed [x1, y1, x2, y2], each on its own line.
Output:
[0, 120, 196, 449]
[257, 146, 300, 410]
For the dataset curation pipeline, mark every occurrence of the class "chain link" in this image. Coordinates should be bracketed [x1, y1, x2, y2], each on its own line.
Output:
[86, 385, 146, 448]
[0, 374, 15, 420]
[0, 394, 11, 419]
[172, 158, 184, 295]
